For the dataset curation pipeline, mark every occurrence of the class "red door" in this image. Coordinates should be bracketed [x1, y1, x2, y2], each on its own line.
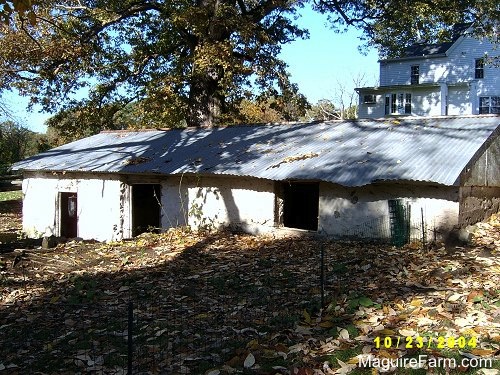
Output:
[60, 192, 78, 238]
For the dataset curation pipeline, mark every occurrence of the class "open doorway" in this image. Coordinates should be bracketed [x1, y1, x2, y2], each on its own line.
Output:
[282, 182, 319, 231]
[132, 184, 161, 236]
[60, 192, 78, 238]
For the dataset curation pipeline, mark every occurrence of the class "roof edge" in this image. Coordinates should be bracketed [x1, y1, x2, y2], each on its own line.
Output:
[457, 122, 500, 185]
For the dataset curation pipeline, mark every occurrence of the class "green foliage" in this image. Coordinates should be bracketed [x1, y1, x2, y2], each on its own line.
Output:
[0, 120, 47, 171]
[314, 0, 498, 59]
[0, 0, 37, 25]
[0, 0, 310, 130]
[234, 88, 310, 125]
[0, 190, 22, 201]
[306, 99, 340, 121]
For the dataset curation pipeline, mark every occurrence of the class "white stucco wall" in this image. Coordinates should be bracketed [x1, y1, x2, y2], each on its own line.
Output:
[318, 182, 459, 241]
[177, 176, 276, 234]
[22, 173, 124, 241]
[22, 172, 462, 243]
[123, 175, 275, 235]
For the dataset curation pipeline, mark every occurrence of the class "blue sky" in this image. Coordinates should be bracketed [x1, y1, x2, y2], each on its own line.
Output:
[279, 6, 380, 103]
[5, 6, 380, 134]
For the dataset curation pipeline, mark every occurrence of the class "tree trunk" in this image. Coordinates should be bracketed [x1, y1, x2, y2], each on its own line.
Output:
[185, 0, 228, 127]
[186, 69, 224, 128]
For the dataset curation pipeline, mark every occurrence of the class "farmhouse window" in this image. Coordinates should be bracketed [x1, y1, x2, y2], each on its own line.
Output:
[279, 181, 319, 231]
[479, 96, 500, 114]
[390, 94, 397, 114]
[363, 94, 376, 104]
[385, 93, 412, 115]
[410, 65, 419, 84]
[475, 58, 484, 79]
[404, 93, 412, 114]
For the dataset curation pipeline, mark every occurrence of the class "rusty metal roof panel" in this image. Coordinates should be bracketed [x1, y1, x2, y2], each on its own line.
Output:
[11, 115, 500, 187]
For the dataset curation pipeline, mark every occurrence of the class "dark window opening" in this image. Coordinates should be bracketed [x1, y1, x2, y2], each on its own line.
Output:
[390, 93, 397, 114]
[60, 192, 78, 238]
[410, 65, 419, 84]
[132, 184, 161, 236]
[282, 182, 319, 231]
[404, 93, 412, 114]
[475, 58, 484, 79]
[363, 94, 376, 104]
[386, 93, 411, 115]
[479, 96, 500, 114]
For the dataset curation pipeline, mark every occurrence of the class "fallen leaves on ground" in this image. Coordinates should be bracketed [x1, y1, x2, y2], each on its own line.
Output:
[0, 213, 499, 374]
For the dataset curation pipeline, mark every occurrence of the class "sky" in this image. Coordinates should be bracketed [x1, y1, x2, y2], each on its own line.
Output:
[5, 6, 380, 134]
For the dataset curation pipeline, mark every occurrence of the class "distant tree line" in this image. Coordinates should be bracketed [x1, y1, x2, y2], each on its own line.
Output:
[0, 120, 52, 174]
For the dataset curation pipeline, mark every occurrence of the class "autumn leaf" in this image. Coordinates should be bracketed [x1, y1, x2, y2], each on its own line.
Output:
[243, 353, 255, 368]
[359, 296, 374, 307]
[303, 309, 312, 324]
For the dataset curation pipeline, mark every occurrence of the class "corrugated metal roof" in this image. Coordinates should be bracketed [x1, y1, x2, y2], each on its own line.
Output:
[11, 116, 500, 187]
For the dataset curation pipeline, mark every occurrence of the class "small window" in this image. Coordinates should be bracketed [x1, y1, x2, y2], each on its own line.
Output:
[384, 96, 390, 115]
[390, 93, 397, 114]
[363, 94, 376, 104]
[410, 65, 419, 84]
[475, 58, 484, 79]
[404, 93, 412, 114]
[479, 96, 500, 114]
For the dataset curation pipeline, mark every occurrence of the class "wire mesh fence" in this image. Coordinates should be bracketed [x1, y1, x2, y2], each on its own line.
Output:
[0, 280, 305, 374]
[332, 211, 429, 246]
[0, 209, 435, 374]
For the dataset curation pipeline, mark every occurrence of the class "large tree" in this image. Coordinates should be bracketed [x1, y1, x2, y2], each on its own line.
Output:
[314, 0, 498, 58]
[0, 0, 497, 131]
[0, 0, 309, 128]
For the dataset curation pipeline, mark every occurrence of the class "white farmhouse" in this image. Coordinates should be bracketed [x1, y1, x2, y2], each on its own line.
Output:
[357, 27, 499, 118]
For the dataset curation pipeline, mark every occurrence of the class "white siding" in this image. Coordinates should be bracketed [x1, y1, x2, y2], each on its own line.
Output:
[448, 87, 472, 115]
[380, 36, 498, 87]
[412, 87, 442, 116]
[358, 95, 386, 118]
[359, 34, 499, 118]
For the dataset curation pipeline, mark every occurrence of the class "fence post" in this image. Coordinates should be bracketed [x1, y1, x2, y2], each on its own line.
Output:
[421, 207, 426, 249]
[320, 243, 325, 307]
[128, 301, 133, 375]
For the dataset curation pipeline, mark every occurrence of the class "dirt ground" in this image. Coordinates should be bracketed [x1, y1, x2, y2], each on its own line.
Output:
[0, 199, 21, 232]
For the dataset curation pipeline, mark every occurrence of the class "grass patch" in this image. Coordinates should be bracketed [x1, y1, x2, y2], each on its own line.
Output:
[0, 190, 22, 202]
